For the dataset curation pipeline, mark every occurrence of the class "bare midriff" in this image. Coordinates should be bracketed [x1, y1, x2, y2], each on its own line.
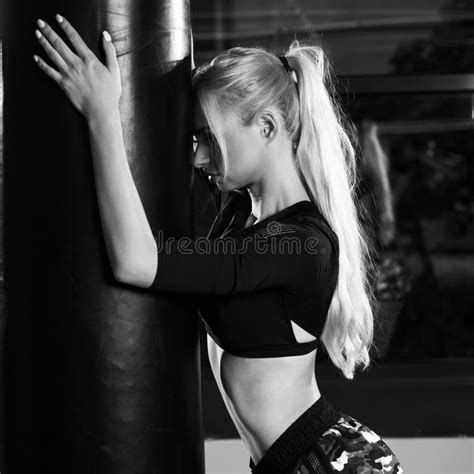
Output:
[207, 335, 321, 467]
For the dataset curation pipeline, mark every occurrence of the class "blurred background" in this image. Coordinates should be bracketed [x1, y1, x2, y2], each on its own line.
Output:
[1, 0, 473, 473]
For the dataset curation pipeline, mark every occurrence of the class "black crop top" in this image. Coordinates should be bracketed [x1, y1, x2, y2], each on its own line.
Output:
[149, 189, 339, 358]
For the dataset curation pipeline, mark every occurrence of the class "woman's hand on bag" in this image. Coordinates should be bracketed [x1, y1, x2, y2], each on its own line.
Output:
[33, 14, 122, 121]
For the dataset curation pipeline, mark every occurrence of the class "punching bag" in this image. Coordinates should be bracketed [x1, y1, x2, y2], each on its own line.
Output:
[3, 1, 204, 473]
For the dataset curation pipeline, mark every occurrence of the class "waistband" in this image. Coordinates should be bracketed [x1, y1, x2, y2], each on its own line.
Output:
[249, 394, 342, 474]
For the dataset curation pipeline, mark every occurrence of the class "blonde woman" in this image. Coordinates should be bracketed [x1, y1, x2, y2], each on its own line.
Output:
[33, 14, 404, 474]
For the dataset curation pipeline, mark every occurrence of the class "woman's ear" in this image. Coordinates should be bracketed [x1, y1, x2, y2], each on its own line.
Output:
[258, 111, 277, 142]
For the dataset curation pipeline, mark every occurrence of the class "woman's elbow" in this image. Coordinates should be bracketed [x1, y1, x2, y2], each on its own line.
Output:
[113, 255, 157, 289]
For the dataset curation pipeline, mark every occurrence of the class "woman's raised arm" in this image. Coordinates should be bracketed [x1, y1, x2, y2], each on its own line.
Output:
[86, 109, 158, 284]
[33, 14, 157, 284]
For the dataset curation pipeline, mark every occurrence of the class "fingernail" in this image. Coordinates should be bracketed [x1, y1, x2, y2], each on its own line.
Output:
[56, 14, 63, 23]
[37, 19, 45, 28]
[33, 55, 39, 63]
[103, 30, 111, 42]
[34, 30, 42, 39]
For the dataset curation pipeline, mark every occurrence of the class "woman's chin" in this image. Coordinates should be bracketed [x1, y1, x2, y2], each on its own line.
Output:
[214, 176, 226, 190]
[213, 175, 237, 192]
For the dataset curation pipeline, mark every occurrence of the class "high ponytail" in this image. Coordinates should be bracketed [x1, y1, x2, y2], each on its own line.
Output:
[193, 40, 377, 379]
[285, 41, 376, 379]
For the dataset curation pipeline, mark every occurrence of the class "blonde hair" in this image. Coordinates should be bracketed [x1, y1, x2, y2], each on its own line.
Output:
[192, 41, 377, 379]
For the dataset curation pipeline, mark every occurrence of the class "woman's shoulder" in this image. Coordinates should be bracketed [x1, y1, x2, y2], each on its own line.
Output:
[233, 198, 338, 253]
[206, 189, 339, 255]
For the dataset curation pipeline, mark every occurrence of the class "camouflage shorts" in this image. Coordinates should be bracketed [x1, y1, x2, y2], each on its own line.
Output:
[250, 395, 404, 474]
[288, 413, 404, 473]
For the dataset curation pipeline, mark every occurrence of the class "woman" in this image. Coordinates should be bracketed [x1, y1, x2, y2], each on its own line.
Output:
[33, 14, 404, 474]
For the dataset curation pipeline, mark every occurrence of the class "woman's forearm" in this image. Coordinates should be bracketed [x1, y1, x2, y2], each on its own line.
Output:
[87, 108, 157, 281]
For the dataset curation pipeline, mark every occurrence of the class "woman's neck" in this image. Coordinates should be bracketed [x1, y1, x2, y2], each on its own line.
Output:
[246, 159, 311, 224]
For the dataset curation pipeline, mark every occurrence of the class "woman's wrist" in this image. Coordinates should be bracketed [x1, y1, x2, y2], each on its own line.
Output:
[87, 105, 121, 127]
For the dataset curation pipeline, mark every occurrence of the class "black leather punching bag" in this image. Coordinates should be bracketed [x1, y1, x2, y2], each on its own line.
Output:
[3, 1, 204, 473]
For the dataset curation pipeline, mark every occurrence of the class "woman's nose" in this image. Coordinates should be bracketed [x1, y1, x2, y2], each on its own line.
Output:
[193, 145, 210, 170]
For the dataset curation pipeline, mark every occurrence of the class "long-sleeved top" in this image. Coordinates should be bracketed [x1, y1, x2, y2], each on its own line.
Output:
[149, 186, 339, 358]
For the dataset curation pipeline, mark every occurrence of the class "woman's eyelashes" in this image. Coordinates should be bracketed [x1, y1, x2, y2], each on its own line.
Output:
[192, 130, 217, 153]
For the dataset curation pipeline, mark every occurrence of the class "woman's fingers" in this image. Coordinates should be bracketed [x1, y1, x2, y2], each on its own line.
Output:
[33, 15, 122, 118]
[36, 18, 78, 66]
[102, 31, 119, 72]
[34, 29, 68, 74]
[190, 30, 195, 71]
[33, 55, 62, 85]
[55, 14, 95, 62]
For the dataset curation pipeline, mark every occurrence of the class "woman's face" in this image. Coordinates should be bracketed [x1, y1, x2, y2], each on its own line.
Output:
[192, 104, 223, 188]
[192, 102, 267, 192]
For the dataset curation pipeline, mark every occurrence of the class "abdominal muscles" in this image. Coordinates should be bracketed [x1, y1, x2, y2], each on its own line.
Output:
[207, 335, 320, 453]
